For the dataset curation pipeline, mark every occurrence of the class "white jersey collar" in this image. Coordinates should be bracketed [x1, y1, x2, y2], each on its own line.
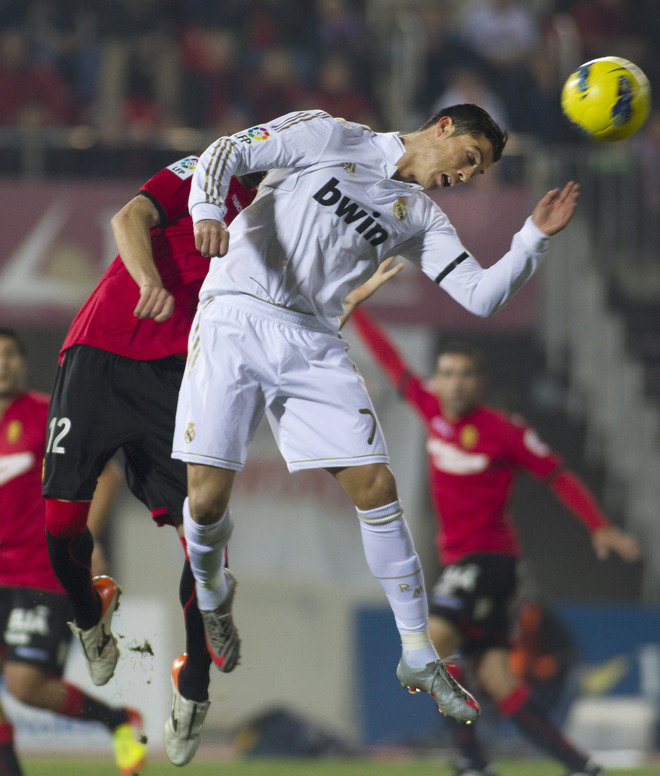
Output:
[372, 131, 423, 189]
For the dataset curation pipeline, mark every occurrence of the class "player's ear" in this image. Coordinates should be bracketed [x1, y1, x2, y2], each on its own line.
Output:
[435, 116, 454, 137]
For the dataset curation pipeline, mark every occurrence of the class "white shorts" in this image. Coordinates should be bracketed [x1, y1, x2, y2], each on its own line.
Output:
[173, 294, 389, 472]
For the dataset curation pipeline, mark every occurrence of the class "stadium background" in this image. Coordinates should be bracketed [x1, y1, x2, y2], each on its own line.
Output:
[1, 0, 659, 769]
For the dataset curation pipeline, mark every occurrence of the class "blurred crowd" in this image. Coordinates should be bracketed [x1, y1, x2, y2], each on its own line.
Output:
[0, 0, 659, 145]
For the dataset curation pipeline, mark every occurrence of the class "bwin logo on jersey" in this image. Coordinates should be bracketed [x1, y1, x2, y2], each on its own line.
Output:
[313, 178, 389, 246]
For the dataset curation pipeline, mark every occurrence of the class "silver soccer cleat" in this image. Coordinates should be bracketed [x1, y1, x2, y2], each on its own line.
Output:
[199, 569, 241, 672]
[163, 654, 211, 767]
[68, 575, 120, 686]
[396, 653, 481, 723]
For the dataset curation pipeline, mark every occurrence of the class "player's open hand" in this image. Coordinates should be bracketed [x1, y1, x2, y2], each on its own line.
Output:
[531, 181, 580, 236]
[591, 525, 642, 562]
[358, 256, 405, 301]
[339, 256, 405, 329]
[194, 219, 229, 258]
[134, 284, 175, 321]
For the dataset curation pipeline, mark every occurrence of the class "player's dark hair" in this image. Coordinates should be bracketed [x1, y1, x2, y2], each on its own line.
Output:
[0, 327, 26, 356]
[419, 104, 508, 163]
[436, 340, 487, 374]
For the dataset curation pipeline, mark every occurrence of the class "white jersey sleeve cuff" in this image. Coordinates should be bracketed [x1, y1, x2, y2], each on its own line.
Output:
[518, 216, 551, 253]
[191, 202, 226, 225]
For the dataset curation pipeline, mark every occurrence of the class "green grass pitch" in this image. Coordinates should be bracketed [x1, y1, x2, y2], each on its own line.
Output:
[21, 757, 660, 776]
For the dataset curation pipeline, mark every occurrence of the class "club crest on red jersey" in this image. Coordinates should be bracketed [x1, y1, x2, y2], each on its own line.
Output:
[6, 420, 21, 444]
[460, 425, 478, 449]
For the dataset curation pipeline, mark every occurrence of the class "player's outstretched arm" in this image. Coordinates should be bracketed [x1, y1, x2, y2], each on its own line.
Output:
[591, 525, 642, 562]
[339, 257, 405, 329]
[436, 183, 579, 319]
[111, 194, 175, 321]
[549, 469, 641, 562]
[531, 181, 580, 236]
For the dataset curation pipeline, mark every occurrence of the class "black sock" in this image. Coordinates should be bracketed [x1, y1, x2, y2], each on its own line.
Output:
[0, 742, 22, 776]
[46, 527, 101, 629]
[510, 695, 589, 771]
[58, 682, 129, 731]
[82, 698, 129, 731]
[446, 716, 490, 770]
[177, 559, 212, 702]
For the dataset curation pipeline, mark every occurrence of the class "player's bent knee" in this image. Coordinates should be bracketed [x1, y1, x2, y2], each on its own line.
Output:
[187, 465, 235, 524]
[187, 493, 230, 525]
[475, 653, 520, 701]
[335, 463, 398, 510]
[4, 665, 44, 705]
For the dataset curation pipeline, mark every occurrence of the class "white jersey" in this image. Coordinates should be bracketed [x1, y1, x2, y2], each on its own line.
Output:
[189, 110, 550, 331]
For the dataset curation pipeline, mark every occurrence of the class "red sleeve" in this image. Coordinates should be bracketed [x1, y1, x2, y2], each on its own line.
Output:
[350, 308, 412, 390]
[549, 469, 610, 532]
[140, 161, 194, 225]
[140, 160, 258, 228]
[224, 176, 258, 226]
[349, 308, 440, 420]
[500, 415, 563, 478]
[503, 415, 609, 531]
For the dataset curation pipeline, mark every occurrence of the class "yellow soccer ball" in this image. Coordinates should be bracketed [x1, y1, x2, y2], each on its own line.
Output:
[561, 56, 651, 142]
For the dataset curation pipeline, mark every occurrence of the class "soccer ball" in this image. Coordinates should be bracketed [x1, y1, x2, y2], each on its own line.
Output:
[561, 56, 651, 142]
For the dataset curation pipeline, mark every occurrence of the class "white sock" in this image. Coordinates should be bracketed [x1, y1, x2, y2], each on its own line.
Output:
[183, 497, 233, 611]
[401, 629, 438, 668]
[356, 501, 435, 664]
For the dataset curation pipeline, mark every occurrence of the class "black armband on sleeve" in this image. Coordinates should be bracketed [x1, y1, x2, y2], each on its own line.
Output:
[434, 252, 469, 284]
[137, 190, 168, 229]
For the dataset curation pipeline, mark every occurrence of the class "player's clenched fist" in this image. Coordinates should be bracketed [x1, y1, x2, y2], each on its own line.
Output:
[194, 219, 229, 258]
[134, 284, 175, 322]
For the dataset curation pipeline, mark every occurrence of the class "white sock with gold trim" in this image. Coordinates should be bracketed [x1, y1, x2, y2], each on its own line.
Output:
[183, 498, 233, 610]
[356, 500, 436, 666]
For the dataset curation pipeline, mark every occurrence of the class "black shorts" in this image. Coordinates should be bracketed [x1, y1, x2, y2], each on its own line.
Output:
[42, 345, 187, 522]
[429, 554, 519, 655]
[0, 587, 73, 676]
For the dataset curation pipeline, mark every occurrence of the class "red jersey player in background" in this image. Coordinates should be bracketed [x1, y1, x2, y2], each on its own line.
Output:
[41, 158, 259, 766]
[343, 265, 640, 776]
[0, 328, 147, 776]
